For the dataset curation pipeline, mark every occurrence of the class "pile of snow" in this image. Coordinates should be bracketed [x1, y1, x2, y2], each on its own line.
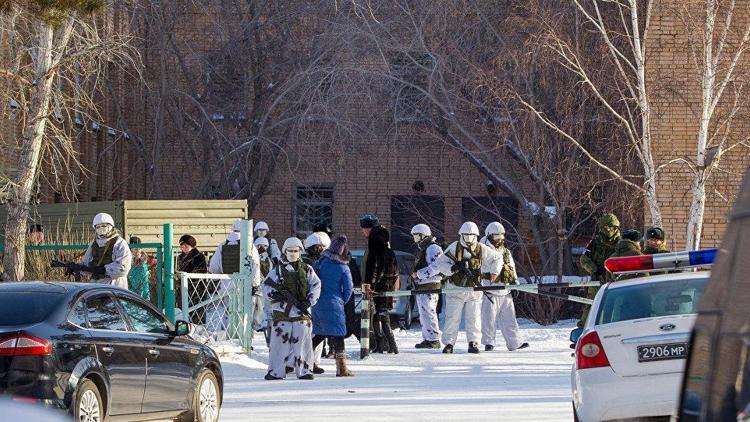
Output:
[217, 320, 576, 421]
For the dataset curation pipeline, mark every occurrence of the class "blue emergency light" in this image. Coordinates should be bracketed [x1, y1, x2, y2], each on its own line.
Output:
[605, 249, 718, 273]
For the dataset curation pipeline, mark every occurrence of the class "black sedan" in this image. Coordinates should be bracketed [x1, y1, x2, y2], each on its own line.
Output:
[0, 282, 223, 422]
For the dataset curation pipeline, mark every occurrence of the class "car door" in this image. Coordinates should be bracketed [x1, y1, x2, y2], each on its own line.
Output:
[116, 295, 196, 413]
[84, 293, 147, 416]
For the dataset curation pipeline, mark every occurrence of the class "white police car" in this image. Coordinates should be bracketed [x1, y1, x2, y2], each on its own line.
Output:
[570, 249, 716, 421]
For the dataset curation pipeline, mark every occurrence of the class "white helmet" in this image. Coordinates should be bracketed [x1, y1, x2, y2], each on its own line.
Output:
[485, 222, 506, 236]
[254, 237, 269, 248]
[231, 219, 243, 232]
[282, 237, 304, 251]
[255, 221, 269, 232]
[410, 224, 432, 236]
[458, 222, 480, 236]
[92, 213, 115, 228]
[303, 232, 330, 250]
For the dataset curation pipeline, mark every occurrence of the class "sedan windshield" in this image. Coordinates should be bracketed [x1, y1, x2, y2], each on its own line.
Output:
[0, 292, 66, 326]
[596, 277, 707, 325]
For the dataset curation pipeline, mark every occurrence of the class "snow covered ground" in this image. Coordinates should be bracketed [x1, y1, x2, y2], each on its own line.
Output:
[217, 319, 576, 421]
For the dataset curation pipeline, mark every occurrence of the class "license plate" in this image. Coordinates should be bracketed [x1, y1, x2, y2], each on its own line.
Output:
[637, 342, 689, 362]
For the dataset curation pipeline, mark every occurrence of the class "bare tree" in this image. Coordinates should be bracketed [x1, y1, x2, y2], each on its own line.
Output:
[1, 0, 138, 281]
[677, 0, 750, 249]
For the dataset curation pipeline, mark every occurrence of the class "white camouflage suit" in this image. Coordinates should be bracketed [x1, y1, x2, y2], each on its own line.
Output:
[412, 240, 444, 343]
[207, 231, 262, 336]
[82, 232, 132, 289]
[263, 261, 321, 379]
[479, 237, 524, 350]
[417, 241, 501, 347]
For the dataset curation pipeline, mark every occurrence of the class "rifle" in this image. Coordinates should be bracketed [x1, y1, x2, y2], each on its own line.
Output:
[264, 279, 311, 317]
[51, 260, 90, 280]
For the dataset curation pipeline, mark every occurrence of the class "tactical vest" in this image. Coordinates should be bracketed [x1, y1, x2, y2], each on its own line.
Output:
[497, 247, 516, 285]
[272, 261, 311, 322]
[221, 241, 240, 274]
[447, 243, 482, 288]
[413, 239, 441, 290]
[90, 236, 118, 280]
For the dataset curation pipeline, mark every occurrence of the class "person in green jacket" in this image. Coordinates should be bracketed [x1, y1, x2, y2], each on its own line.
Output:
[611, 229, 643, 258]
[577, 213, 621, 327]
[127, 236, 153, 301]
[643, 227, 670, 254]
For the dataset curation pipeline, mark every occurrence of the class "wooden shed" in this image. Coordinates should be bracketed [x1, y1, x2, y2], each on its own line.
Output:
[0, 200, 248, 249]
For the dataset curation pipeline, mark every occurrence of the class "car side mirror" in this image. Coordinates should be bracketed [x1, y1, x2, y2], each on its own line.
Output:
[174, 320, 191, 337]
[570, 327, 583, 344]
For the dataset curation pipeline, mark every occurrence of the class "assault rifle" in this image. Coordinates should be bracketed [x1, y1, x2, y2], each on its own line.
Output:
[264, 279, 311, 317]
[50, 260, 105, 278]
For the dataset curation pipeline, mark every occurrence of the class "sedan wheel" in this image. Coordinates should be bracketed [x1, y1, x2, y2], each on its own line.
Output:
[74, 379, 103, 422]
[196, 369, 221, 422]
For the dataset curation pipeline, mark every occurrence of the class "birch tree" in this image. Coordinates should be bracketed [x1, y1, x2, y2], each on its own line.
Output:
[679, 0, 750, 250]
[1, 0, 138, 281]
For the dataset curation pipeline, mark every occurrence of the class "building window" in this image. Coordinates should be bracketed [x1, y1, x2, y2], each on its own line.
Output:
[390, 195, 445, 254]
[462, 196, 519, 244]
[293, 185, 334, 237]
[390, 52, 434, 123]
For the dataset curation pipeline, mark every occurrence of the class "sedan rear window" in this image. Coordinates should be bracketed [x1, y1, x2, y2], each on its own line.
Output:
[0, 292, 65, 325]
[597, 277, 707, 325]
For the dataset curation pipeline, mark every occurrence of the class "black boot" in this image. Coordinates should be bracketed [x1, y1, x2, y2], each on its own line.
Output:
[381, 313, 398, 354]
[313, 365, 325, 374]
[371, 314, 388, 353]
[265, 371, 282, 380]
[516, 342, 530, 350]
[485, 345, 494, 351]
[415, 340, 432, 349]
[442, 344, 454, 354]
[468, 342, 480, 354]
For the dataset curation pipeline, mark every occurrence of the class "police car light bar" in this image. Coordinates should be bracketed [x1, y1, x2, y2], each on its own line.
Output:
[604, 249, 718, 274]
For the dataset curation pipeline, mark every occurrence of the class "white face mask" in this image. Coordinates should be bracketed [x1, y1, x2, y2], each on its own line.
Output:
[285, 249, 301, 262]
[461, 234, 477, 245]
[95, 225, 111, 237]
[256, 229, 268, 238]
[413, 234, 424, 244]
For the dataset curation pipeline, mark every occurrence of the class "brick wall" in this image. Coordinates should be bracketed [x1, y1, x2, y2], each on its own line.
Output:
[647, 0, 750, 249]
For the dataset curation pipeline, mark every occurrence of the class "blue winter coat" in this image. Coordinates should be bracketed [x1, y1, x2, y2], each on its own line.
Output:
[312, 256, 353, 337]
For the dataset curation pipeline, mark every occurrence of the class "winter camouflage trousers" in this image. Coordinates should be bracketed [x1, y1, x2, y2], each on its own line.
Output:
[481, 293, 522, 350]
[252, 295, 264, 332]
[441, 290, 482, 346]
[268, 320, 314, 379]
[416, 293, 440, 342]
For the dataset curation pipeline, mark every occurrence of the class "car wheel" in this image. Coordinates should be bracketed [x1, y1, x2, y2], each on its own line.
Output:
[194, 369, 221, 422]
[73, 379, 103, 422]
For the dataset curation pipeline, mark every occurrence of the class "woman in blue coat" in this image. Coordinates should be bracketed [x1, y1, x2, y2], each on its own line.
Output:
[312, 235, 354, 377]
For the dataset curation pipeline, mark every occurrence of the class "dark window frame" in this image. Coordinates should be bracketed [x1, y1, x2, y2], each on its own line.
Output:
[292, 184, 335, 238]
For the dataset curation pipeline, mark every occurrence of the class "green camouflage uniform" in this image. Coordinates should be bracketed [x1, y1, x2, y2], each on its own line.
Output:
[577, 213, 620, 327]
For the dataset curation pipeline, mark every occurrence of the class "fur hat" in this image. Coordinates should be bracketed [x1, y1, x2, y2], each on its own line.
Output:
[621, 229, 641, 242]
[179, 234, 197, 247]
[325, 235, 350, 263]
[645, 227, 665, 240]
[359, 214, 380, 229]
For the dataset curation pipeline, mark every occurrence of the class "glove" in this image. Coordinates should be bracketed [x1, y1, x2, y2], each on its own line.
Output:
[269, 291, 285, 302]
[451, 261, 467, 274]
[297, 300, 311, 311]
[65, 263, 86, 276]
[91, 266, 106, 276]
[251, 286, 259, 296]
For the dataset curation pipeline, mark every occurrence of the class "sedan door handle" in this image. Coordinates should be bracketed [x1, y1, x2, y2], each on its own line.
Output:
[101, 346, 114, 355]
[148, 349, 160, 357]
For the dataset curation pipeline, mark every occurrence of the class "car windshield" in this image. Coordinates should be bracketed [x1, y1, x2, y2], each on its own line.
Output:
[596, 277, 707, 325]
[0, 292, 66, 325]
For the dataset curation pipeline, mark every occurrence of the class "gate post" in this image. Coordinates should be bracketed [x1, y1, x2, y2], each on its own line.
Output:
[360, 284, 371, 359]
[238, 219, 255, 352]
[164, 223, 175, 322]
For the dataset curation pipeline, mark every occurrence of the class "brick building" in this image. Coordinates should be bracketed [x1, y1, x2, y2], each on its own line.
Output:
[2, 1, 748, 259]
